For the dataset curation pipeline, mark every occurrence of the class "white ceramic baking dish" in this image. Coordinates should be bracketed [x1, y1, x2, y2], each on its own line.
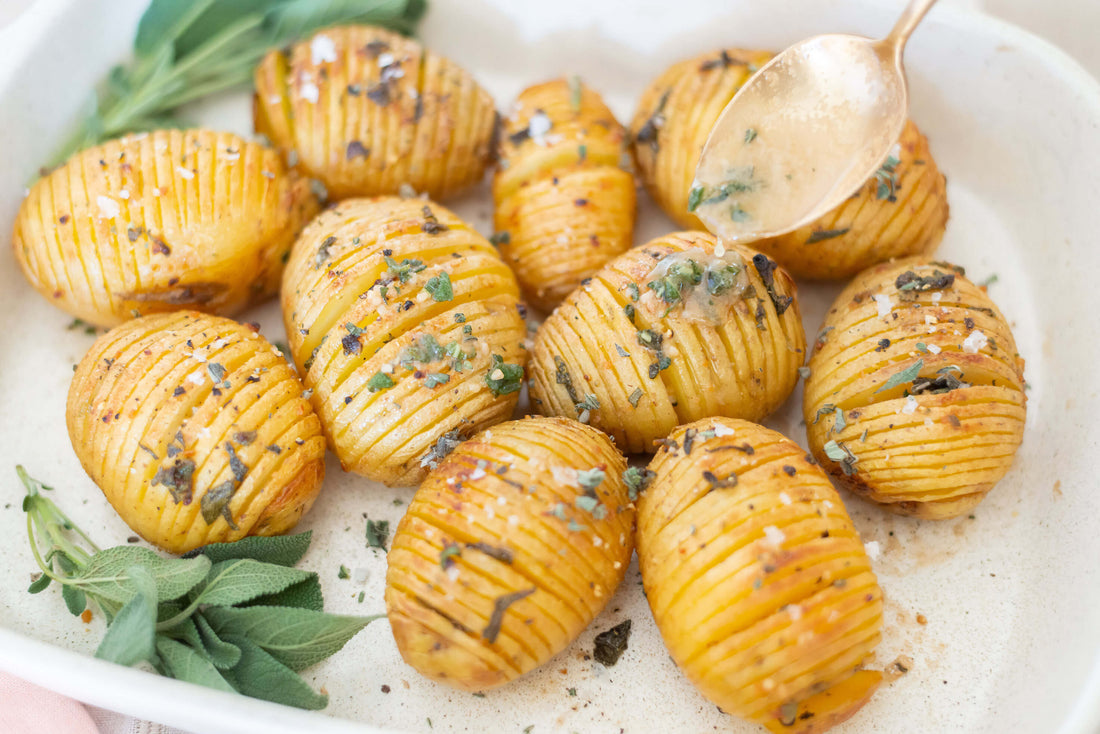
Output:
[1, 1, 1098, 732]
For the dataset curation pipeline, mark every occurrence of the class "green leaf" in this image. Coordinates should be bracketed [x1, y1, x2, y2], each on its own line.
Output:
[95, 566, 157, 666]
[133, 0, 217, 57]
[62, 584, 87, 616]
[155, 636, 237, 693]
[27, 573, 51, 594]
[203, 606, 380, 672]
[164, 615, 204, 649]
[264, 0, 428, 46]
[424, 272, 453, 302]
[172, 0, 272, 58]
[194, 613, 242, 670]
[74, 547, 210, 606]
[245, 575, 325, 612]
[220, 635, 328, 710]
[874, 359, 925, 394]
[192, 559, 315, 608]
[185, 531, 312, 567]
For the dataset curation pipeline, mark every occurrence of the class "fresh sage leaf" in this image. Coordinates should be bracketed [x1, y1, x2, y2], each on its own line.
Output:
[27, 573, 51, 594]
[164, 616, 205, 651]
[74, 547, 210, 606]
[133, 0, 216, 57]
[194, 613, 243, 670]
[221, 635, 328, 710]
[62, 584, 87, 616]
[184, 531, 312, 567]
[192, 559, 315, 608]
[95, 566, 157, 666]
[245, 575, 324, 612]
[155, 636, 237, 693]
[203, 606, 381, 671]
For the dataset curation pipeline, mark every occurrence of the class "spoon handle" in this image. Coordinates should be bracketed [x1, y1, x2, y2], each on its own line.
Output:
[885, 0, 938, 52]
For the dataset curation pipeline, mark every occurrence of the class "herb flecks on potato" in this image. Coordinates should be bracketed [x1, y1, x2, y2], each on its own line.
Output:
[281, 196, 527, 486]
[66, 312, 326, 554]
[493, 77, 635, 311]
[255, 25, 497, 201]
[630, 48, 948, 280]
[529, 231, 805, 453]
[14, 129, 318, 327]
[637, 418, 884, 734]
[386, 416, 634, 691]
[804, 258, 1026, 519]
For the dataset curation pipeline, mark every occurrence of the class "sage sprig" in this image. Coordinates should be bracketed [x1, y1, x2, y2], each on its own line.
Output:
[19, 466, 380, 710]
[48, 0, 428, 168]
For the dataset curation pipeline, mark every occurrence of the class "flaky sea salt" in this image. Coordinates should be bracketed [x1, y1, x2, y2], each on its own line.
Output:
[962, 329, 988, 353]
[864, 540, 881, 560]
[310, 34, 337, 65]
[874, 293, 892, 318]
[301, 81, 320, 103]
[96, 195, 119, 218]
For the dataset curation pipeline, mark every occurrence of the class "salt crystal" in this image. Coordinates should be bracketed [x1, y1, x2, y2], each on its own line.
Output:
[96, 195, 119, 218]
[864, 540, 881, 560]
[119, 189, 130, 200]
[176, 166, 194, 180]
[763, 525, 785, 547]
[962, 329, 988, 354]
[713, 424, 735, 437]
[528, 111, 552, 145]
[310, 34, 337, 65]
[927, 344, 942, 354]
[901, 395, 918, 414]
[874, 293, 892, 318]
[787, 604, 803, 621]
[377, 52, 395, 68]
[301, 82, 320, 103]
[778, 492, 792, 506]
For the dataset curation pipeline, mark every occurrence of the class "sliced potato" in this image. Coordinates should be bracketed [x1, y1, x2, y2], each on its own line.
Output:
[386, 416, 633, 691]
[13, 129, 317, 327]
[66, 311, 325, 553]
[629, 48, 947, 279]
[493, 78, 635, 311]
[255, 25, 497, 201]
[281, 196, 527, 486]
[804, 258, 1026, 518]
[529, 231, 805, 453]
[637, 418, 884, 733]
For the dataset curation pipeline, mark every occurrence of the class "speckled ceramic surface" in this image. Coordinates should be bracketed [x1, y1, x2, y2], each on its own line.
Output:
[1, 1, 1098, 733]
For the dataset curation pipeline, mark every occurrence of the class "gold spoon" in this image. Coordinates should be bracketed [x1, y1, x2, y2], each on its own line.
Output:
[691, 0, 938, 242]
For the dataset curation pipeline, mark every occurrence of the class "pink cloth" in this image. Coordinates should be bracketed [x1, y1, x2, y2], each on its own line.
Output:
[0, 672, 100, 734]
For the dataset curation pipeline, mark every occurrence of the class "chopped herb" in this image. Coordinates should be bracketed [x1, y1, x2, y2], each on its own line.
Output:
[875, 153, 901, 201]
[687, 171, 757, 212]
[574, 393, 600, 423]
[575, 495, 601, 515]
[200, 480, 237, 528]
[366, 519, 390, 550]
[67, 318, 98, 335]
[420, 205, 449, 235]
[895, 269, 955, 293]
[577, 468, 606, 492]
[424, 272, 453, 301]
[423, 372, 450, 388]
[744, 128, 757, 143]
[687, 186, 704, 212]
[482, 588, 536, 643]
[648, 354, 672, 379]
[224, 443, 248, 482]
[466, 542, 513, 564]
[567, 687, 577, 697]
[683, 428, 698, 455]
[910, 371, 970, 395]
[593, 619, 631, 666]
[384, 256, 426, 284]
[834, 407, 847, 433]
[751, 254, 793, 315]
[916, 342, 928, 353]
[485, 355, 524, 396]
[489, 231, 511, 247]
[702, 470, 737, 489]
[806, 227, 850, 244]
[823, 440, 858, 476]
[420, 429, 464, 469]
[623, 304, 636, 322]
[439, 542, 462, 570]
[338, 565, 350, 580]
[314, 236, 336, 269]
[648, 259, 704, 303]
[636, 329, 662, 350]
[699, 50, 741, 71]
[705, 264, 742, 296]
[627, 387, 644, 408]
[614, 344, 629, 358]
[813, 403, 836, 424]
[207, 362, 226, 383]
[875, 359, 924, 393]
[367, 372, 395, 392]
[401, 334, 446, 368]
[634, 89, 668, 150]
[553, 356, 581, 403]
[151, 458, 196, 504]
[798, 366, 811, 380]
[624, 282, 640, 301]
[345, 140, 368, 160]
[979, 274, 999, 288]
[341, 330, 362, 356]
[232, 431, 257, 446]
[622, 467, 655, 501]
[568, 75, 583, 112]
[454, 313, 466, 323]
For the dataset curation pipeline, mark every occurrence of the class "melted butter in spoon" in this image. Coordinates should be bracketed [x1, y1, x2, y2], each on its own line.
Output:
[692, 35, 903, 242]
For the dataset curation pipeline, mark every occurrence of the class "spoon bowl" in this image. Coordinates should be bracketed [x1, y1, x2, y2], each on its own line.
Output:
[692, 0, 937, 242]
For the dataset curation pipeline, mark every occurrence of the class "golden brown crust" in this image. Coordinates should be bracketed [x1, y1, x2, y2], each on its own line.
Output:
[493, 78, 635, 311]
[629, 49, 948, 280]
[255, 25, 497, 201]
[804, 258, 1026, 519]
[66, 311, 325, 553]
[13, 129, 317, 327]
[529, 231, 806, 453]
[385, 416, 634, 691]
[281, 196, 528, 486]
[636, 418, 883, 733]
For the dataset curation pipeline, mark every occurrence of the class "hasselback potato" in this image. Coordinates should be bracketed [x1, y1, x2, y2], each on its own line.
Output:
[281, 196, 527, 486]
[629, 48, 948, 280]
[493, 77, 635, 311]
[529, 230, 805, 453]
[637, 418, 884, 733]
[66, 311, 326, 553]
[13, 129, 317, 327]
[255, 25, 497, 201]
[386, 416, 634, 691]
[804, 258, 1026, 519]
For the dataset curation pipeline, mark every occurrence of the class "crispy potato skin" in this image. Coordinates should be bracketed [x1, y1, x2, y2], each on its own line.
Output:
[493, 79, 635, 311]
[804, 258, 1026, 519]
[629, 49, 948, 280]
[66, 311, 325, 553]
[637, 418, 883, 733]
[385, 416, 634, 691]
[529, 231, 806, 453]
[255, 25, 496, 201]
[12, 129, 317, 327]
[281, 196, 527, 486]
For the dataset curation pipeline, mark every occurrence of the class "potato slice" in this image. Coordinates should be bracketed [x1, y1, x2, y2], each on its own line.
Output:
[493, 78, 635, 311]
[67, 311, 325, 553]
[529, 231, 805, 453]
[255, 25, 497, 201]
[386, 416, 634, 690]
[13, 129, 317, 327]
[636, 418, 884, 733]
[629, 48, 948, 280]
[281, 196, 527, 486]
[804, 258, 1026, 519]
